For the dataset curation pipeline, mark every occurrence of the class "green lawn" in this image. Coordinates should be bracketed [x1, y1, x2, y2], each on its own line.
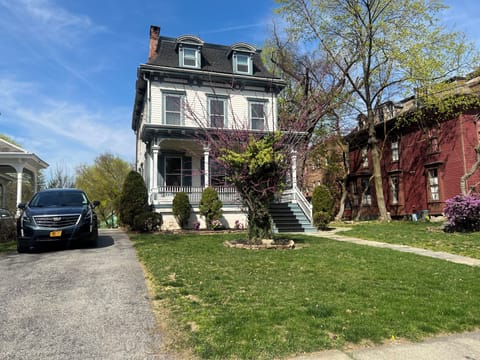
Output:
[0, 241, 16, 253]
[335, 221, 480, 259]
[130, 232, 480, 359]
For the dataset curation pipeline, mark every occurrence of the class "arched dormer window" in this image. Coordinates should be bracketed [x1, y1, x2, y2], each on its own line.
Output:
[229, 43, 256, 75]
[176, 35, 204, 69]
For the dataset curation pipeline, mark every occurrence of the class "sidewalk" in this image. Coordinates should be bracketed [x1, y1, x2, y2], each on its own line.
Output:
[312, 229, 480, 267]
[290, 330, 480, 359]
[289, 229, 480, 359]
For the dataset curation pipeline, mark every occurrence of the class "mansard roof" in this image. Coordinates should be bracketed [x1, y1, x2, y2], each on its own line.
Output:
[148, 35, 275, 79]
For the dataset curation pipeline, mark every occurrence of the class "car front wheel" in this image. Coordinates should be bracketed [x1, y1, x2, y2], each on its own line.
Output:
[17, 239, 29, 253]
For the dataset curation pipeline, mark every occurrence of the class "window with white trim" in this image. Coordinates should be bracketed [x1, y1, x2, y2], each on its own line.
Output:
[233, 53, 252, 75]
[210, 159, 227, 186]
[391, 140, 399, 162]
[361, 178, 371, 205]
[361, 147, 369, 168]
[179, 46, 200, 68]
[208, 97, 227, 128]
[428, 168, 440, 201]
[165, 157, 182, 186]
[163, 93, 184, 125]
[163, 156, 191, 187]
[250, 101, 265, 130]
[390, 175, 399, 204]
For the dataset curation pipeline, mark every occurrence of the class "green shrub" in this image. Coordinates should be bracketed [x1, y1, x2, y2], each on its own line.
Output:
[119, 170, 150, 230]
[133, 207, 163, 233]
[199, 187, 223, 229]
[0, 220, 16, 243]
[173, 192, 191, 229]
[312, 185, 334, 230]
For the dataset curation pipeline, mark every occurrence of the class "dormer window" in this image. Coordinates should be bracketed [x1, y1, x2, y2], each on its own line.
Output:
[176, 35, 204, 69]
[230, 42, 256, 75]
[234, 53, 251, 74]
[180, 46, 200, 68]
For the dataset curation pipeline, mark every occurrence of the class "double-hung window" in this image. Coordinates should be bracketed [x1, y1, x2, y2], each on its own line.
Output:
[208, 97, 227, 128]
[361, 147, 369, 168]
[427, 128, 440, 153]
[391, 140, 399, 162]
[250, 101, 266, 130]
[164, 156, 192, 187]
[428, 168, 440, 201]
[179, 46, 200, 68]
[164, 93, 184, 125]
[361, 178, 371, 206]
[233, 53, 252, 75]
[390, 175, 399, 204]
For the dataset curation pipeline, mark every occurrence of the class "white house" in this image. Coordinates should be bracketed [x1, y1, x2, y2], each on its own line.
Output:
[0, 138, 48, 212]
[131, 26, 314, 231]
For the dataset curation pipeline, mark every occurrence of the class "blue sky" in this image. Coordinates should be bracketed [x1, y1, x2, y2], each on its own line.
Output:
[0, 0, 478, 179]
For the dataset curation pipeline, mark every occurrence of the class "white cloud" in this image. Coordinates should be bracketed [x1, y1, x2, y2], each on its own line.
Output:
[0, 77, 134, 175]
[0, 0, 105, 46]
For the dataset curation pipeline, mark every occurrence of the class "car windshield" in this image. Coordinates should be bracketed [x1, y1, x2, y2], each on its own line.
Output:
[29, 191, 88, 207]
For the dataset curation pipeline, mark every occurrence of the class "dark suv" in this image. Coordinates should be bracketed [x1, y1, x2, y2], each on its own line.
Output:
[17, 189, 100, 252]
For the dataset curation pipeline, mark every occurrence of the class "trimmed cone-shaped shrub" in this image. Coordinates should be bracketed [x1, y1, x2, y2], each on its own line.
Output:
[119, 170, 149, 230]
[199, 187, 223, 230]
[312, 184, 334, 230]
[173, 192, 191, 229]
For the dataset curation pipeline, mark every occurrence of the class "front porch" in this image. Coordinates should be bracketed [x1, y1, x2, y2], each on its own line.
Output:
[139, 133, 313, 231]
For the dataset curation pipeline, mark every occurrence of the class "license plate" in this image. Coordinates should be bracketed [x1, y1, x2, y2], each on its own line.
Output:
[50, 230, 62, 237]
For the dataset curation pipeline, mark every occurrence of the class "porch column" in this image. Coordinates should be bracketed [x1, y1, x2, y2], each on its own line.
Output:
[13, 164, 24, 211]
[291, 150, 297, 188]
[203, 146, 210, 188]
[151, 145, 159, 192]
[33, 171, 38, 193]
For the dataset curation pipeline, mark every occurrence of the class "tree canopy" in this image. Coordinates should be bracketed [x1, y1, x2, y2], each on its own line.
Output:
[75, 153, 131, 226]
[275, 0, 479, 220]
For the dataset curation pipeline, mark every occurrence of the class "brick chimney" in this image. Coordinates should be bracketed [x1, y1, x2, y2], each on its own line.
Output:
[148, 25, 160, 62]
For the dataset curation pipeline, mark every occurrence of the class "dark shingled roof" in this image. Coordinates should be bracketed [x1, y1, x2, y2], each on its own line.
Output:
[148, 36, 276, 79]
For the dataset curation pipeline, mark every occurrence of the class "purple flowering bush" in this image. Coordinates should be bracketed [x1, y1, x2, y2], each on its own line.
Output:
[443, 194, 480, 232]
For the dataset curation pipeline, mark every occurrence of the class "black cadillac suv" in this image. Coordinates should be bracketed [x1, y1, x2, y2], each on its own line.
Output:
[17, 188, 100, 252]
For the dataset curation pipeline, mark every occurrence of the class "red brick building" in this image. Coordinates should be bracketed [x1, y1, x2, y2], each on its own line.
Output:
[345, 75, 480, 219]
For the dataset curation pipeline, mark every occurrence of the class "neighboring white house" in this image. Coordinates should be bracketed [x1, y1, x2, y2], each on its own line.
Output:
[0, 138, 48, 211]
[131, 26, 313, 231]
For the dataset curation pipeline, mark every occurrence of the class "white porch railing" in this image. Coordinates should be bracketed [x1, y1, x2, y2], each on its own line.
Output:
[279, 186, 313, 224]
[150, 186, 241, 205]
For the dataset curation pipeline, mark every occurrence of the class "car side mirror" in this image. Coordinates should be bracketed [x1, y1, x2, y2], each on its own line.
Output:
[92, 200, 100, 208]
[18, 203, 26, 210]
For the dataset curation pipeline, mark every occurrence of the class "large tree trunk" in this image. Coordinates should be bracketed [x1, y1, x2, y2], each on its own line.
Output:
[335, 142, 350, 221]
[335, 178, 348, 221]
[370, 140, 389, 221]
[460, 145, 480, 195]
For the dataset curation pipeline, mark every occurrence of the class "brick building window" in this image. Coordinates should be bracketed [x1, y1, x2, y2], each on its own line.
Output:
[427, 128, 440, 153]
[361, 178, 371, 205]
[428, 168, 440, 201]
[351, 180, 359, 206]
[390, 175, 399, 204]
[391, 140, 399, 162]
[361, 147, 369, 168]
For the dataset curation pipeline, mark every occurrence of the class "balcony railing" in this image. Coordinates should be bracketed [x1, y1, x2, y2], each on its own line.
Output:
[150, 186, 241, 205]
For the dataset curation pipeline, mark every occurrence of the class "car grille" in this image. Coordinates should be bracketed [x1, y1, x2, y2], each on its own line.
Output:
[34, 214, 81, 228]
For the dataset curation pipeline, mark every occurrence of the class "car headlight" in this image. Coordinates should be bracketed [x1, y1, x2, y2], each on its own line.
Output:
[21, 213, 34, 227]
[84, 209, 93, 224]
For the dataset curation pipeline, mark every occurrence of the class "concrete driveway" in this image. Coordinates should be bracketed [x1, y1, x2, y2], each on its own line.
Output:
[0, 229, 170, 360]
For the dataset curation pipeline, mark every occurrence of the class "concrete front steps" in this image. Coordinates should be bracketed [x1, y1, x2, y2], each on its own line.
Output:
[269, 202, 317, 233]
